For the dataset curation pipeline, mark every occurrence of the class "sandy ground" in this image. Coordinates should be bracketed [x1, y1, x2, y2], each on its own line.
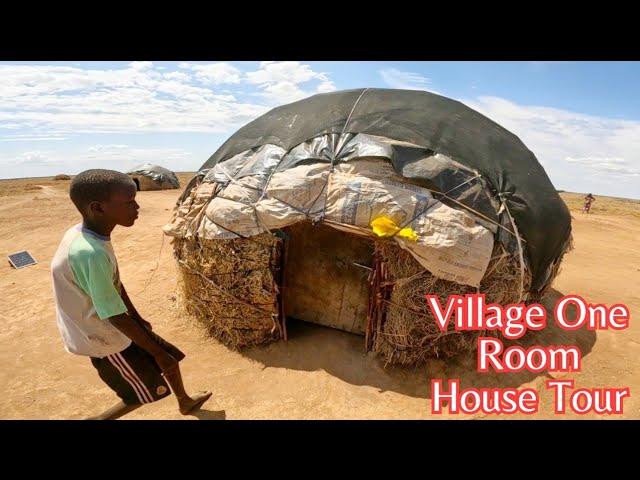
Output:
[1, 176, 638, 419]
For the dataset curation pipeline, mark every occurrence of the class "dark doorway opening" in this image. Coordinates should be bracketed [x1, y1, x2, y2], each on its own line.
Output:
[281, 222, 373, 335]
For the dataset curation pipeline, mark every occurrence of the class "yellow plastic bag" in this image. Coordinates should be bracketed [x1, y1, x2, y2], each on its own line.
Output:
[370, 216, 418, 242]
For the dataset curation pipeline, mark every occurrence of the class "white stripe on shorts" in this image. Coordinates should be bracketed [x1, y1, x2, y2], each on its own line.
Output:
[115, 352, 155, 403]
[106, 354, 150, 404]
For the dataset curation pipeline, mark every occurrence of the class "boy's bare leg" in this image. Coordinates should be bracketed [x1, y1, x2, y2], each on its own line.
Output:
[85, 401, 141, 420]
[162, 365, 212, 415]
[107, 314, 210, 415]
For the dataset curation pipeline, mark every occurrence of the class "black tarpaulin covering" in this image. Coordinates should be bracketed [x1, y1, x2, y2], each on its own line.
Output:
[192, 88, 571, 291]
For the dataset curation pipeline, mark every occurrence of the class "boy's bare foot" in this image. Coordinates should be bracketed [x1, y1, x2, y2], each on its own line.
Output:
[179, 391, 212, 415]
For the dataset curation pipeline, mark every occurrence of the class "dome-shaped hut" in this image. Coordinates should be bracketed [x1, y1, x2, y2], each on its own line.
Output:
[164, 88, 572, 365]
[127, 163, 180, 191]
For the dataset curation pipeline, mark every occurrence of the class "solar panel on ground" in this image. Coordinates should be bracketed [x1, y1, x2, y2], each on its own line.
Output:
[8, 251, 37, 269]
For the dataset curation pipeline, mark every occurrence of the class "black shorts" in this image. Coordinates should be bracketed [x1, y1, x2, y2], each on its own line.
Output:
[90, 332, 186, 406]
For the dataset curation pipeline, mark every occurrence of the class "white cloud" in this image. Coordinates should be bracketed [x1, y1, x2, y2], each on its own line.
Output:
[19, 151, 47, 164]
[10, 151, 62, 166]
[565, 157, 639, 176]
[246, 61, 336, 104]
[379, 68, 436, 92]
[0, 62, 337, 136]
[461, 96, 640, 193]
[566, 157, 627, 164]
[129, 61, 154, 71]
[87, 144, 129, 153]
[317, 79, 337, 93]
[84, 146, 193, 172]
[0, 63, 269, 134]
[2, 61, 636, 197]
[0, 134, 68, 142]
[247, 61, 319, 85]
[163, 71, 191, 82]
[179, 63, 242, 85]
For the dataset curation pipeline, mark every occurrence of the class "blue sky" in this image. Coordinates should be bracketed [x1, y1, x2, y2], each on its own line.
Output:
[1, 61, 639, 198]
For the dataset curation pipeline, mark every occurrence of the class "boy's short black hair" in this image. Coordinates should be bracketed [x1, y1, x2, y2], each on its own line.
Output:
[69, 169, 136, 212]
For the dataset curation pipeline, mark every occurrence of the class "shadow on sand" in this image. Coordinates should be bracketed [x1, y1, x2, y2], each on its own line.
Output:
[241, 289, 596, 399]
[189, 408, 227, 420]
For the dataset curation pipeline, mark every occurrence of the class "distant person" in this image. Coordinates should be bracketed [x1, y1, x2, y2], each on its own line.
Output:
[51, 169, 211, 419]
[582, 193, 596, 214]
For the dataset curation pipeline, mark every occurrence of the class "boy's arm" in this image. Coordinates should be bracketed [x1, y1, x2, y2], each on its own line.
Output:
[108, 312, 177, 373]
[70, 248, 157, 336]
[69, 248, 173, 370]
[120, 283, 152, 331]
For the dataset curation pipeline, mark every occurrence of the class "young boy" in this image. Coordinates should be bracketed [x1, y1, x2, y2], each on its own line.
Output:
[51, 169, 211, 419]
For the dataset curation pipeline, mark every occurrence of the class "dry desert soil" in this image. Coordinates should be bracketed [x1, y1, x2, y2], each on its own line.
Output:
[1, 174, 638, 419]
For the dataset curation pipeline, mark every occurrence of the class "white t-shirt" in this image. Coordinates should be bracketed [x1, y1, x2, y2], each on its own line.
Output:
[51, 224, 132, 358]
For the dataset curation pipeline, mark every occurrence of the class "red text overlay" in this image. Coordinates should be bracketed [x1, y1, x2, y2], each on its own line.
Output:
[425, 294, 631, 416]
